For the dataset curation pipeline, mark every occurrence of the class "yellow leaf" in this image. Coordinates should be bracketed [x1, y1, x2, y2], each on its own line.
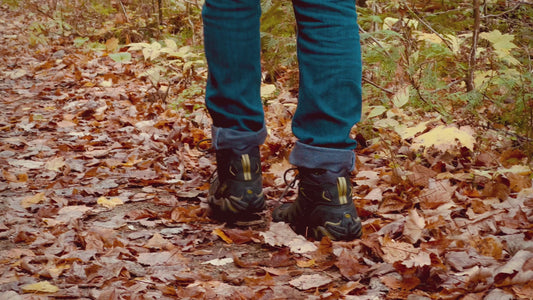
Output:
[415, 31, 442, 44]
[260, 84, 276, 98]
[97, 197, 124, 209]
[411, 125, 475, 152]
[392, 86, 410, 108]
[21, 192, 46, 208]
[99, 79, 113, 87]
[164, 38, 178, 51]
[394, 121, 429, 140]
[105, 37, 119, 52]
[366, 105, 388, 119]
[296, 258, 316, 268]
[21, 281, 59, 293]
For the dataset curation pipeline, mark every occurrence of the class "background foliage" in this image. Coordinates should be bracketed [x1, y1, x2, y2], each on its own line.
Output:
[3, 0, 533, 156]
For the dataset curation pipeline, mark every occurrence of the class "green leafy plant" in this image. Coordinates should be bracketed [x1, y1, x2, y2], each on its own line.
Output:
[128, 39, 204, 103]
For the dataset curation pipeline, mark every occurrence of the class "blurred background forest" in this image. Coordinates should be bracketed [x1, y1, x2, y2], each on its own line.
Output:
[3, 0, 532, 158]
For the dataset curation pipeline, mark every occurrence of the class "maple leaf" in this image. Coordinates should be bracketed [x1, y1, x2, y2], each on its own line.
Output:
[480, 30, 520, 65]
[381, 236, 416, 264]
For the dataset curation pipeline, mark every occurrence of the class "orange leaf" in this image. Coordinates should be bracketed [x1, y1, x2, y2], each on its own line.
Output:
[212, 228, 233, 244]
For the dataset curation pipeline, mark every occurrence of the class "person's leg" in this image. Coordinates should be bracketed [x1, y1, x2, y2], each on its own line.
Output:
[202, 0, 265, 221]
[290, 0, 362, 171]
[273, 0, 363, 241]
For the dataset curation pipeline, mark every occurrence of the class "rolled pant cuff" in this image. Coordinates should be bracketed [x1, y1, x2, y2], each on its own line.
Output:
[289, 141, 355, 172]
[212, 125, 267, 152]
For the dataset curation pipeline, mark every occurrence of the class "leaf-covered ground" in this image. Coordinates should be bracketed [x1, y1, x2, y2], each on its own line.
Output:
[1, 5, 533, 300]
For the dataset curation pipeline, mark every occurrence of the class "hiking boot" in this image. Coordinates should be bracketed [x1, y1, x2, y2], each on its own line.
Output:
[272, 168, 362, 241]
[208, 146, 265, 222]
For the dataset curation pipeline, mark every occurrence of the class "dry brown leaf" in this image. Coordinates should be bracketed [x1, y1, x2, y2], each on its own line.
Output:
[261, 222, 317, 254]
[403, 209, 425, 243]
[289, 274, 332, 290]
[55, 205, 92, 223]
[335, 250, 370, 280]
[381, 237, 416, 264]
[144, 233, 174, 250]
[137, 250, 188, 266]
[21, 192, 46, 208]
[407, 164, 437, 187]
[402, 251, 432, 268]
[45, 157, 65, 171]
[419, 179, 456, 209]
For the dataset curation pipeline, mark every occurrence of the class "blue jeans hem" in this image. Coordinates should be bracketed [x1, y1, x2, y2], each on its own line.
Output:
[289, 141, 355, 172]
[212, 125, 267, 152]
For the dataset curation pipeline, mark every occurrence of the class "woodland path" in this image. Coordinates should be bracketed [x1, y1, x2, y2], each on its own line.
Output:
[1, 4, 533, 299]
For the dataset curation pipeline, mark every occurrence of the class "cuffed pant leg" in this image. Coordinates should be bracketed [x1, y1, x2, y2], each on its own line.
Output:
[290, 0, 362, 171]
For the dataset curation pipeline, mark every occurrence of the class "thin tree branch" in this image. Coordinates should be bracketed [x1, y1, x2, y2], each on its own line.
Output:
[402, 2, 453, 51]
[482, 4, 521, 18]
[362, 76, 394, 94]
[118, 0, 130, 23]
[359, 25, 393, 59]
[466, 0, 481, 92]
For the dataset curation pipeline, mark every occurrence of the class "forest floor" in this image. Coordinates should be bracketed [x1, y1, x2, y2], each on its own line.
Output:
[1, 4, 533, 300]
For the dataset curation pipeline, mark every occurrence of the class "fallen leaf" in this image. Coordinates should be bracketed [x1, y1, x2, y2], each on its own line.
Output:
[201, 257, 233, 266]
[381, 237, 416, 264]
[402, 251, 432, 268]
[21, 192, 46, 208]
[97, 197, 124, 209]
[45, 157, 65, 171]
[55, 205, 92, 223]
[8, 159, 44, 169]
[418, 179, 456, 209]
[296, 258, 316, 268]
[403, 209, 425, 243]
[137, 250, 188, 266]
[335, 250, 370, 280]
[261, 222, 317, 254]
[411, 125, 475, 152]
[289, 274, 332, 290]
[21, 281, 59, 293]
[144, 233, 174, 250]
[212, 228, 233, 244]
[260, 84, 276, 98]
[355, 170, 380, 187]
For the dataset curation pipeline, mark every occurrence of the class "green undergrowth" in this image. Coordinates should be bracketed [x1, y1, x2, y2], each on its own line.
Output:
[4, 0, 532, 157]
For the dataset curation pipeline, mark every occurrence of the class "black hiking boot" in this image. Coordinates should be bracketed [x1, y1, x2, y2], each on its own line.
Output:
[208, 146, 265, 222]
[272, 168, 362, 241]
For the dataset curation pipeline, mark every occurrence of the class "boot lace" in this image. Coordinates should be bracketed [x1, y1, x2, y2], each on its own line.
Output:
[278, 167, 299, 201]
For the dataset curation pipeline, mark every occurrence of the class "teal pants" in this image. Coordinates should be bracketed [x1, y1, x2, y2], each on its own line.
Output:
[203, 0, 362, 172]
